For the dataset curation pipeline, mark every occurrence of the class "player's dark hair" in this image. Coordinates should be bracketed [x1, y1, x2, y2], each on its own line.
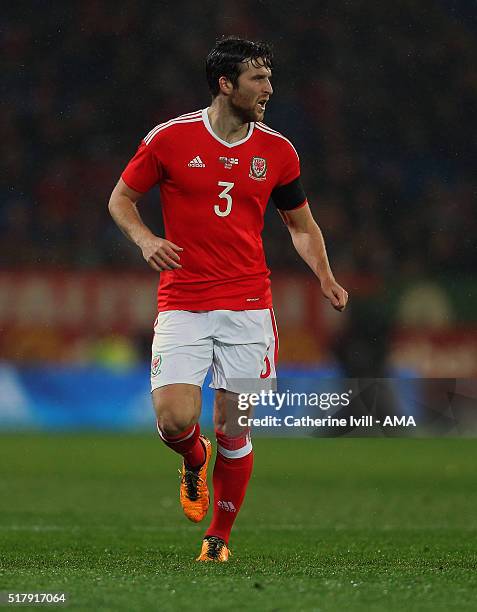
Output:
[206, 36, 273, 97]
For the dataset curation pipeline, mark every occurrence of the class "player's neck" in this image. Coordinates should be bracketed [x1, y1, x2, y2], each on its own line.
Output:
[207, 100, 249, 144]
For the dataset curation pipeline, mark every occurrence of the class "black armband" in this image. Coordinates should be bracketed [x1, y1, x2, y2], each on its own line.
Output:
[271, 176, 307, 211]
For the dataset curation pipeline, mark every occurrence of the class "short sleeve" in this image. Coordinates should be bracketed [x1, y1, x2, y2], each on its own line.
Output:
[121, 141, 163, 193]
[276, 139, 301, 187]
[271, 139, 307, 211]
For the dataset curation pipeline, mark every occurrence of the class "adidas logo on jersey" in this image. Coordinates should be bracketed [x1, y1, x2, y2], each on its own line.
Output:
[188, 155, 206, 168]
[217, 500, 236, 512]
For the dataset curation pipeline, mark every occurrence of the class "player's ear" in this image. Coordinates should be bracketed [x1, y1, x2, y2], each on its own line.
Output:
[218, 76, 233, 96]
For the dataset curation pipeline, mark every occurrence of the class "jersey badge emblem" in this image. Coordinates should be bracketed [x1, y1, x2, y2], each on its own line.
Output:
[249, 156, 267, 181]
[151, 353, 162, 376]
[219, 156, 239, 169]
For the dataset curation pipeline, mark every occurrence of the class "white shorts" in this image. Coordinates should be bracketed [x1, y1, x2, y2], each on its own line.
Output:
[150, 309, 278, 394]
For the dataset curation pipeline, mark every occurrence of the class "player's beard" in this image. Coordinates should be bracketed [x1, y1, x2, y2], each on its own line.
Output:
[229, 95, 264, 124]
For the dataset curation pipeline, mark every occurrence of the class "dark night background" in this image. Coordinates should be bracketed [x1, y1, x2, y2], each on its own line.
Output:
[1, 0, 476, 374]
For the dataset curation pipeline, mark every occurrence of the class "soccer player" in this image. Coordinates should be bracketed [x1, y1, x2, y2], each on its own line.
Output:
[108, 37, 348, 562]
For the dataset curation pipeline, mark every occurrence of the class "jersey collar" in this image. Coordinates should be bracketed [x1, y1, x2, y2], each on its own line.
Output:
[201, 107, 254, 148]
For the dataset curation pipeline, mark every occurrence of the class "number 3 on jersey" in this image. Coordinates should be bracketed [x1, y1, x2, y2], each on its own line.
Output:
[214, 181, 234, 217]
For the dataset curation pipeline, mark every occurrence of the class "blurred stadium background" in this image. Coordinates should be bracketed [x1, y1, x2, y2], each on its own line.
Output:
[1, 0, 476, 430]
[3, 7, 477, 608]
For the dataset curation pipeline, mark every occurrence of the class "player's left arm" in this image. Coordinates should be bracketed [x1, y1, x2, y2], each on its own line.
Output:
[280, 203, 348, 312]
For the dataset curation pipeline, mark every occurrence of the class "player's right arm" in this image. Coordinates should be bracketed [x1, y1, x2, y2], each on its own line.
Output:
[108, 178, 182, 272]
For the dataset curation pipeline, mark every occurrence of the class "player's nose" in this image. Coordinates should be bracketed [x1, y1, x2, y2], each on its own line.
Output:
[265, 79, 273, 95]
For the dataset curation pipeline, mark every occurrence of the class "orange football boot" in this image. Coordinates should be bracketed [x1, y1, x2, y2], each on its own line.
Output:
[196, 536, 231, 562]
[179, 435, 211, 523]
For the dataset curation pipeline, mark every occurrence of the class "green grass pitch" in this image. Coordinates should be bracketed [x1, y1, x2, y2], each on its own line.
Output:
[0, 434, 476, 611]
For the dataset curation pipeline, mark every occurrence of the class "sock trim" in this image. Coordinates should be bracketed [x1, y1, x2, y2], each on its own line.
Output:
[217, 439, 252, 459]
[157, 422, 196, 443]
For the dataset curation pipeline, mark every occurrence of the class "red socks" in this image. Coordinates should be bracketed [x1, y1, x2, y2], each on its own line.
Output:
[205, 430, 254, 544]
[158, 423, 254, 543]
[157, 422, 205, 468]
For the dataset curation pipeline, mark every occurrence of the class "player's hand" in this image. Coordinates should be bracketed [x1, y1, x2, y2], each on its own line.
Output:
[138, 235, 183, 272]
[320, 276, 348, 312]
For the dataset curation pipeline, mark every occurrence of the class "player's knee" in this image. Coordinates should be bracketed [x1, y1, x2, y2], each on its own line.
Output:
[152, 385, 200, 436]
[214, 390, 249, 437]
[156, 409, 195, 437]
[214, 405, 248, 438]
[219, 421, 249, 438]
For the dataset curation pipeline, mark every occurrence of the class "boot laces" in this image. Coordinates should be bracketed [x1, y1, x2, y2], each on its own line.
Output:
[180, 466, 203, 501]
[205, 536, 226, 559]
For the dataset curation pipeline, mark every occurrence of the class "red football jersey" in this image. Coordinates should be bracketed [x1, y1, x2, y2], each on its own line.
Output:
[121, 108, 306, 311]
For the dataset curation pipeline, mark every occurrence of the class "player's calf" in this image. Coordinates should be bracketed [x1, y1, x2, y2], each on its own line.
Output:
[204, 430, 254, 544]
